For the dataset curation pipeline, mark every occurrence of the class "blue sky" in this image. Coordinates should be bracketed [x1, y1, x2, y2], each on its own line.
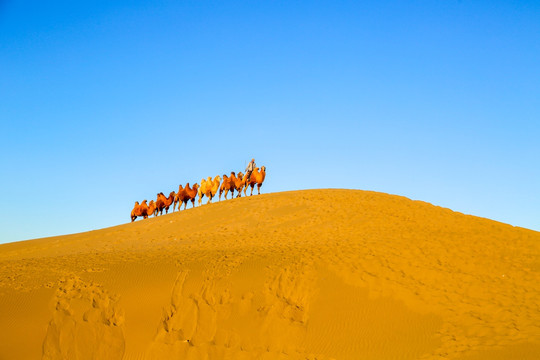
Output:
[1, 0, 539, 243]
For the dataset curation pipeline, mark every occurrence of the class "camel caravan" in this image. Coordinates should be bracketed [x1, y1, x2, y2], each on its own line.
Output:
[130, 164, 266, 222]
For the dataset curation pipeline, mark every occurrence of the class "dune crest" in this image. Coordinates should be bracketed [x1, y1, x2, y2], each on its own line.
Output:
[0, 189, 539, 359]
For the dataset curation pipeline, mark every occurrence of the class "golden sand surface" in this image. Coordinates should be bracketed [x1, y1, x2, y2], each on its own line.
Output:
[0, 189, 539, 359]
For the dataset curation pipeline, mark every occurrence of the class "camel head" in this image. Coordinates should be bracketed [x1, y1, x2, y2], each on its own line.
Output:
[193, 183, 199, 191]
[261, 166, 266, 172]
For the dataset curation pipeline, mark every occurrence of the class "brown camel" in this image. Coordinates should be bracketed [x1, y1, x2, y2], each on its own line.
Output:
[219, 174, 234, 201]
[175, 183, 194, 210]
[131, 200, 156, 222]
[184, 183, 199, 209]
[244, 166, 266, 196]
[130, 201, 141, 222]
[146, 200, 156, 218]
[156, 191, 175, 216]
[173, 184, 184, 212]
[232, 171, 246, 198]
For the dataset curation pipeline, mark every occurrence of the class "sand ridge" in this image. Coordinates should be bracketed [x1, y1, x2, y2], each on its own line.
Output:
[0, 189, 539, 359]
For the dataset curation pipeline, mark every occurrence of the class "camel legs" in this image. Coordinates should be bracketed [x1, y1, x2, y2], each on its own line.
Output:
[257, 183, 262, 195]
[250, 184, 255, 196]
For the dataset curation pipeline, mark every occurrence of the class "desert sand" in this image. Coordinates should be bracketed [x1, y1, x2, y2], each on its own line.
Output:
[1, 189, 539, 359]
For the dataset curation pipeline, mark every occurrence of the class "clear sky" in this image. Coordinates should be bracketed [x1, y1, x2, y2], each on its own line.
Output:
[1, 0, 539, 244]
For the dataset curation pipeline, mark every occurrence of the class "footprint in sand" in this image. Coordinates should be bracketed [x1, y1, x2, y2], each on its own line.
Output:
[147, 270, 221, 358]
[147, 266, 333, 360]
[42, 276, 125, 360]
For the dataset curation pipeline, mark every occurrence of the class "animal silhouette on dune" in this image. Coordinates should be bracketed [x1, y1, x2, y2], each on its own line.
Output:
[198, 178, 208, 206]
[231, 171, 246, 198]
[129, 162, 265, 222]
[146, 200, 156, 218]
[174, 183, 195, 211]
[244, 166, 266, 196]
[219, 173, 235, 201]
[130, 200, 156, 222]
[130, 201, 141, 222]
[207, 175, 221, 203]
[183, 183, 199, 209]
[173, 185, 184, 212]
[177, 183, 198, 210]
[199, 176, 221, 205]
[155, 191, 175, 216]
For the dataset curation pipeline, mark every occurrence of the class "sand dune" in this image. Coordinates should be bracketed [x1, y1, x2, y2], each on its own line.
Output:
[1, 189, 539, 359]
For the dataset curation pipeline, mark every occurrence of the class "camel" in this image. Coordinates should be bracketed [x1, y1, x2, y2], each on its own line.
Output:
[199, 175, 221, 205]
[219, 174, 234, 201]
[165, 191, 176, 213]
[130, 200, 156, 222]
[146, 200, 156, 218]
[156, 191, 175, 216]
[130, 201, 140, 222]
[184, 183, 199, 209]
[198, 178, 208, 206]
[173, 184, 184, 212]
[231, 171, 246, 198]
[244, 166, 266, 196]
[155, 193, 164, 216]
[206, 175, 221, 204]
[175, 183, 194, 210]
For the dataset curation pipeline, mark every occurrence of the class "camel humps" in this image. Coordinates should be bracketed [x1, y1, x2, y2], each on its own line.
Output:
[155, 192, 175, 216]
[130, 200, 157, 222]
[130, 165, 266, 221]
[244, 166, 266, 196]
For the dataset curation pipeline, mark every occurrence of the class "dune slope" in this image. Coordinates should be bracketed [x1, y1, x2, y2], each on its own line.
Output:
[0, 189, 539, 360]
